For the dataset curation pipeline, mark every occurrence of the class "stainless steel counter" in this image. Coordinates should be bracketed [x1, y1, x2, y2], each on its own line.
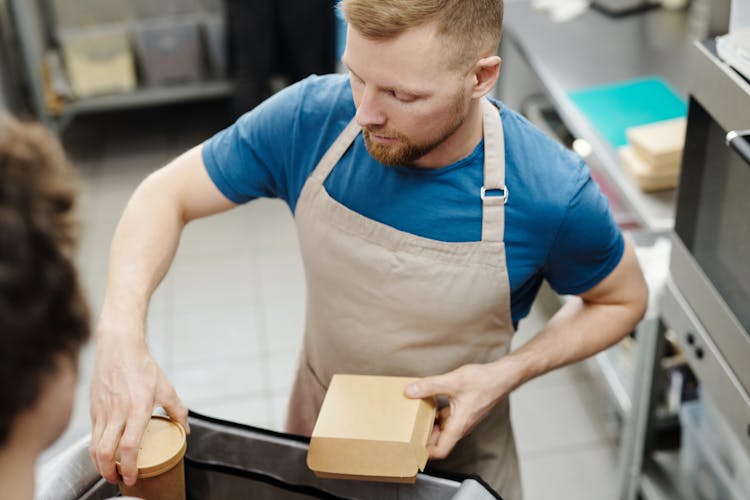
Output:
[498, 1, 694, 232]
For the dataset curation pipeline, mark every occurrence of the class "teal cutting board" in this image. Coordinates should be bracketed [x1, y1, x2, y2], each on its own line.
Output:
[567, 77, 687, 148]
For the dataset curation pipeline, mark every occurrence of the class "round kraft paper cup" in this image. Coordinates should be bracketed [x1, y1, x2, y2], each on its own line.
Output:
[117, 415, 187, 500]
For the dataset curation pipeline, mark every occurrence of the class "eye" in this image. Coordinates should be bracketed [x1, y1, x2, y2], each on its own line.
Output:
[389, 90, 417, 103]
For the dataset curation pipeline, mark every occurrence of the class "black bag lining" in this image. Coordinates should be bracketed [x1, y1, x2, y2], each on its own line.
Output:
[185, 456, 353, 500]
[187, 409, 503, 499]
[188, 409, 311, 443]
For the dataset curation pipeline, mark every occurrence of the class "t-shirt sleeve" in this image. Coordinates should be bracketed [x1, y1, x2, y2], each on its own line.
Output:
[544, 162, 625, 295]
[201, 81, 305, 204]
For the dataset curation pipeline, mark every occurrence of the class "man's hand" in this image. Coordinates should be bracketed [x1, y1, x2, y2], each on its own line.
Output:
[85, 147, 235, 487]
[88, 328, 189, 487]
[404, 362, 520, 460]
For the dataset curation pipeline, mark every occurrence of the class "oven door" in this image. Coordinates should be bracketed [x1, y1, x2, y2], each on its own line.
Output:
[670, 41, 750, 397]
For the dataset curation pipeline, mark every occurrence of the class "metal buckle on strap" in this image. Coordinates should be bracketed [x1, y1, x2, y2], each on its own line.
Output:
[480, 185, 509, 204]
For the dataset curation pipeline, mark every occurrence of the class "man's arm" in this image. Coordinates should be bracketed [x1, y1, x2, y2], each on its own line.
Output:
[89, 145, 237, 485]
[406, 238, 648, 459]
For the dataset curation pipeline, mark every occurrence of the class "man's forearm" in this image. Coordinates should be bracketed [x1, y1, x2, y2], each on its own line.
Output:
[97, 174, 186, 342]
[405, 290, 647, 459]
[492, 239, 648, 392]
[498, 296, 645, 389]
[95, 146, 238, 344]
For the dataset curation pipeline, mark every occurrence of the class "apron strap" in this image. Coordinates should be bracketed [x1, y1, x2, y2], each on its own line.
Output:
[480, 98, 508, 243]
[311, 118, 362, 183]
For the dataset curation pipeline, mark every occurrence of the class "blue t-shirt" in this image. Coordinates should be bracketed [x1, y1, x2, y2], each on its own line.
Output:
[203, 74, 624, 328]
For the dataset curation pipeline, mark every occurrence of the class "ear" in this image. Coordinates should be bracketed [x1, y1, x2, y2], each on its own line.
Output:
[470, 56, 502, 99]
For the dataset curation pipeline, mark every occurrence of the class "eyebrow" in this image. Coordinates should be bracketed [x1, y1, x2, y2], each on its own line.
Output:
[341, 60, 430, 97]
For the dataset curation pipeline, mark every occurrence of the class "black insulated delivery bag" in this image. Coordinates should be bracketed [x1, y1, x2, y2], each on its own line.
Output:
[36, 411, 502, 500]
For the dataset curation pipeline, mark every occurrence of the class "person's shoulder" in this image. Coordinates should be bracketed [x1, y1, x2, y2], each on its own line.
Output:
[298, 73, 352, 98]
[296, 74, 355, 117]
[228, 74, 354, 146]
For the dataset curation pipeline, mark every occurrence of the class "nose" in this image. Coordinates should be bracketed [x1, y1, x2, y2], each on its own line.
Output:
[354, 87, 386, 128]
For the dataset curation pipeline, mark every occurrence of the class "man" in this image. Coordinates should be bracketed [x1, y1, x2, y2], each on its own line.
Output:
[0, 115, 90, 499]
[89, 1, 648, 498]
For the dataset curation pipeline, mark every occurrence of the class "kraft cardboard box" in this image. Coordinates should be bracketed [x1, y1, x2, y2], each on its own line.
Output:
[619, 145, 681, 192]
[625, 117, 686, 171]
[307, 374, 437, 483]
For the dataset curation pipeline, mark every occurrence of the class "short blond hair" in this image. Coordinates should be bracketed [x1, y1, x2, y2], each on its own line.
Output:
[340, 0, 503, 70]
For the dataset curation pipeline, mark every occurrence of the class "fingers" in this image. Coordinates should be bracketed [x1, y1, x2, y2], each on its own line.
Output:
[117, 408, 152, 486]
[159, 383, 190, 435]
[428, 406, 463, 460]
[90, 386, 183, 486]
[408, 365, 501, 461]
[437, 405, 451, 425]
[405, 373, 456, 399]
[427, 423, 441, 449]
[93, 416, 126, 484]
[88, 404, 106, 471]
[405, 370, 465, 459]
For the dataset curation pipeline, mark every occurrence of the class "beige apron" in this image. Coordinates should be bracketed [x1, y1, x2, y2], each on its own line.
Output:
[286, 98, 522, 499]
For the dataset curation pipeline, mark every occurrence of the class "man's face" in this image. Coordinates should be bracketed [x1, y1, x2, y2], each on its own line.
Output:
[342, 23, 472, 167]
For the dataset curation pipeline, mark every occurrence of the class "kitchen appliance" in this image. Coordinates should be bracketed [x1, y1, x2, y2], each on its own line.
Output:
[660, 39, 750, 457]
[717, 0, 750, 80]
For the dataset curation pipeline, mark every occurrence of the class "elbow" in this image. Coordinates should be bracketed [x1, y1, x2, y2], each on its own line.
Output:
[636, 283, 649, 322]
[630, 272, 649, 327]
[136, 169, 189, 226]
[134, 170, 165, 202]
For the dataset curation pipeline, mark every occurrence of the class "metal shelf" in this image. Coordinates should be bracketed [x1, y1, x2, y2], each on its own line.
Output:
[500, 2, 692, 233]
[595, 347, 633, 417]
[54, 79, 234, 128]
[510, 39, 677, 234]
[62, 80, 234, 115]
[496, 8, 701, 495]
[640, 451, 687, 500]
[10, 0, 232, 130]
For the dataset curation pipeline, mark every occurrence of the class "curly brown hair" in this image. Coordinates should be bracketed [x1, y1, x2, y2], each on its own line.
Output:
[0, 115, 90, 447]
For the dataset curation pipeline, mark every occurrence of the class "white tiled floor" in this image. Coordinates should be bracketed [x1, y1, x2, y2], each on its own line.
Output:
[40, 102, 621, 499]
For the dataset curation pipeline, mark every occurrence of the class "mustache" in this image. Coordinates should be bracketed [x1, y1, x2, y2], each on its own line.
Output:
[363, 127, 404, 140]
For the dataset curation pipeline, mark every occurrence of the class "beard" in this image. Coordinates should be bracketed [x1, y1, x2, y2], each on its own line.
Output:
[362, 89, 467, 167]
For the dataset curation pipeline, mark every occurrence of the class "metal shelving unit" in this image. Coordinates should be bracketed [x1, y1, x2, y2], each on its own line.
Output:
[497, 4, 699, 499]
[595, 347, 632, 417]
[10, 0, 233, 131]
[615, 316, 680, 500]
[640, 451, 688, 500]
[498, 3, 691, 235]
[55, 79, 234, 126]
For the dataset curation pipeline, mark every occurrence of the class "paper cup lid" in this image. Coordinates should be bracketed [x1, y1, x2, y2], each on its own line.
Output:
[117, 416, 187, 479]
